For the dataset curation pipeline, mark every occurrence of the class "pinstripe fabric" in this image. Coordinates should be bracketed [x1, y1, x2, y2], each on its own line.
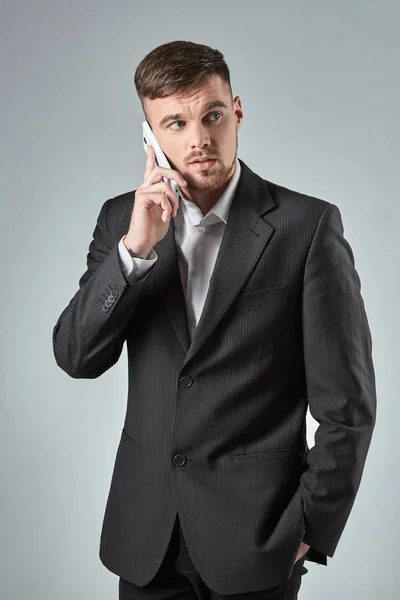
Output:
[52, 158, 376, 595]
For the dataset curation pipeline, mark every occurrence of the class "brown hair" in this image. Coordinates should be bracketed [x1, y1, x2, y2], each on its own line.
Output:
[134, 40, 233, 117]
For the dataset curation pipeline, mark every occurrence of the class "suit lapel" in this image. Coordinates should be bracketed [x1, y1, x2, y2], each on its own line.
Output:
[153, 158, 277, 367]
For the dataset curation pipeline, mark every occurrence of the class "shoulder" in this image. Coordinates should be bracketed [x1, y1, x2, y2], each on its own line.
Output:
[98, 189, 136, 236]
[262, 178, 341, 242]
[266, 178, 333, 219]
[105, 189, 136, 214]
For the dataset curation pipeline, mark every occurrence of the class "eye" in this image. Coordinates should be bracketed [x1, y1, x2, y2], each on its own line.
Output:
[169, 121, 185, 130]
[168, 112, 222, 130]
[207, 111, 222, 121]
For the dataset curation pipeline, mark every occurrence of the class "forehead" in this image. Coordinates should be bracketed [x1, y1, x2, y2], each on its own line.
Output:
[146, 74, 230, 116]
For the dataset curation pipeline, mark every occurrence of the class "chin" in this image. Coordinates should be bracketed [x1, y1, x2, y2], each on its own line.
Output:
[189, 177, 226, 193]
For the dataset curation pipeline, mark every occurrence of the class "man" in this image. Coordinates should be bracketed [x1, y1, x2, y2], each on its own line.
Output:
[52, 40, 376, 599]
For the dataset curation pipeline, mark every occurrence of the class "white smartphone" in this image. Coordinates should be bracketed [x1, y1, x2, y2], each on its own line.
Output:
[142, 120, 180, 200]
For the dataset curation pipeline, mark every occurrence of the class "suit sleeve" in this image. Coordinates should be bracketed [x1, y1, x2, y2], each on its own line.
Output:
[52, 199, 154, 379]
[299, 203, 376, 558]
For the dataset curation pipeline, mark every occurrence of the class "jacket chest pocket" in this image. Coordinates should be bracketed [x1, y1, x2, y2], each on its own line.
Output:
[235, 283, 287, 310]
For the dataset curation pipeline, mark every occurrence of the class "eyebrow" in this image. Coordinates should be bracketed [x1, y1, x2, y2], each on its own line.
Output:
[158, 100, 229, 128]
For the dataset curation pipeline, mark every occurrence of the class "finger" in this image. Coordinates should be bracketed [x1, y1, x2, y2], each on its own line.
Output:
[140, 181, 180, 216]
[144, 144, 156, 180]
[138, 186, 178, 219]
[140, 188, 176, 222]
[144, 166, 187, 190]
[150, 192, 173, 222]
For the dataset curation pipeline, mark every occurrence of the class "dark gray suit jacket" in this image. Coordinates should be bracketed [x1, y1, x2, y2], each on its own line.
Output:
[52, 158, 376, 594]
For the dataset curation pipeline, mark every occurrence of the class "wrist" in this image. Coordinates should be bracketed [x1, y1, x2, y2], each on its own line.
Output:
[123, 236, 152, 259]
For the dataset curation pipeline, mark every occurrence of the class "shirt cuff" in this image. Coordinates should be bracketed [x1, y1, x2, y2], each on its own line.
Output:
[118, 236, 157, 282]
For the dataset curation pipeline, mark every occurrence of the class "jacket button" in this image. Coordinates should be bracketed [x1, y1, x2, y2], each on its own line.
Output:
[102, 305, 110, 312]
[180, 376, 193, 387]
[110, 289, 118, 298]
[173, 454, 187, 466]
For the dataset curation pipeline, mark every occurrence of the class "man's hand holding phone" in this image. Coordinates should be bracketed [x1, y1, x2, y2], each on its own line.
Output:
[123, 144, 187, 259]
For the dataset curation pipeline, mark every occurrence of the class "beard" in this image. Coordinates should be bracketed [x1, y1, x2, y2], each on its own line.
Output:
[181, 136, 238, 193]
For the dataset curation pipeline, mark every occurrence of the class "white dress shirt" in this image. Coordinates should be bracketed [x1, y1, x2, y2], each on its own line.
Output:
[118, 158, 241, 339]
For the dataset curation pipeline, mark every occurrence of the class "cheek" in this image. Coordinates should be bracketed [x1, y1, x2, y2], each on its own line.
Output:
[219, 130, 237, 158]
[164, 150, 184, 172]
[220, 123, 236, 144]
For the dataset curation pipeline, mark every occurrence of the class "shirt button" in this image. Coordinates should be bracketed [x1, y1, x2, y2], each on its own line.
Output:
[197, 228, 204, 233]
[180, 376, 193, 387]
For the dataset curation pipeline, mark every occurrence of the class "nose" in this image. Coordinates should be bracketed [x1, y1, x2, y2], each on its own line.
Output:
[189, 122, 211, 149]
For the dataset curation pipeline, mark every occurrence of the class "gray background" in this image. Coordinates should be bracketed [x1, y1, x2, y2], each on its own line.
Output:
[1, 1, 398, 598]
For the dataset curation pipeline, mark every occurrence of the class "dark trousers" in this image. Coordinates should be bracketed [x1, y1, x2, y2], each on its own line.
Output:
[119, 514, 309, 599]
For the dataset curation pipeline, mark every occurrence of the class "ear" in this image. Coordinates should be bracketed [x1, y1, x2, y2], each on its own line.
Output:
[233, 96, 243, 128]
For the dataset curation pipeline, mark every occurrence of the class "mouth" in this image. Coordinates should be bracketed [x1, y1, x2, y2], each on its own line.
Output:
[189, 158, 217, 170]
